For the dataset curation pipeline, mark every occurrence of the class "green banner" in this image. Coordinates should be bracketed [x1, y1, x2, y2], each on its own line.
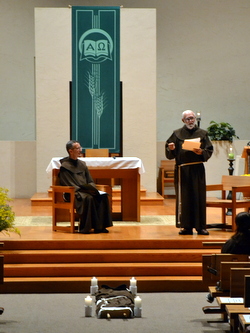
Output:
[72, 6, 120, 153]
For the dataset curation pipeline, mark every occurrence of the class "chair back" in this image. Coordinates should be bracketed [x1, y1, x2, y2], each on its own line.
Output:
[85, 148, 109, 157]
[52, 168, 60, 186]
[161, 160, 175, 178]
[222, 175, 250, 197]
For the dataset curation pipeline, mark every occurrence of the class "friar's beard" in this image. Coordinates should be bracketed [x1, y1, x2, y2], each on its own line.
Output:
[185, 123, 196, 130]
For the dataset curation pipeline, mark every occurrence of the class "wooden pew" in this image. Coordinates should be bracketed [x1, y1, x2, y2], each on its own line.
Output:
[213, 268, 250, 321]
[224, 274, 250, 332]
[226, 304, 250, 333]
[202, 260, 250, 320]
[203, 268, 250, 323]
[244, 275, 250, 307]
[230, 269, 250, 298]
[237, 276, 250, 331]
[220, 262, 250, 292]
[225, 276, 250, 333]
[239, 314, 250, 333]
[202, 253, 250, 285]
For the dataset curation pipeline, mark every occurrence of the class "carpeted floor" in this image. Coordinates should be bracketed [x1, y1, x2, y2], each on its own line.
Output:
[14, 215, 175, 227]
[0, 292, 230, 333]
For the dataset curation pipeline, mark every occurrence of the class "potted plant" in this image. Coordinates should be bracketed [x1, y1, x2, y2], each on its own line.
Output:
[0, 188, 20, 236]
[207, 121, 239, 142]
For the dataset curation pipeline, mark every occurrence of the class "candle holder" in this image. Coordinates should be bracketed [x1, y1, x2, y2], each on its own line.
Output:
[196, 113, 201, 128]
[134, 306, 142, 317]
[90, 277, 99, 295]
[90, 285, 98, 295]
[226, 158, 235, 216]
[129, 285, 137, 295]
[134, 295, 142, 317]
[85, 305, 92, 317]
[129, 277, 137, 295]
[84, 295, 93, 317]
[227, 158, 235, 176]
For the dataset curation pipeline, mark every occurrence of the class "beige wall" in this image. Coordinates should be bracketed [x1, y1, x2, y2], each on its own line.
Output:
[0, 142, 36, 198]
[35, 8, 157, 194]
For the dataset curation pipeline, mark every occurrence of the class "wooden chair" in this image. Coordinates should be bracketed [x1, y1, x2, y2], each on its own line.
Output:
[159, 160, 175, 197]
[51, 168, 112, 233]
[206, 175, 250, 231]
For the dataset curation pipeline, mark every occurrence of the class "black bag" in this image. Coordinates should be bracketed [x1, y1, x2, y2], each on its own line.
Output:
[95, 285, 135, 318]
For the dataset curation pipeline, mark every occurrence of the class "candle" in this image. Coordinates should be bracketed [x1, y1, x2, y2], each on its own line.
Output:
[134, 296, 142, 317]
[130, 277, 137, 287]
[84, 296, 92, 317]
[228, 147, 234, 159]
[90, 277, 99, 295]
[134, 296, 142, 308]
[91, 277, 98, 286]
[85, 295, 92, 306]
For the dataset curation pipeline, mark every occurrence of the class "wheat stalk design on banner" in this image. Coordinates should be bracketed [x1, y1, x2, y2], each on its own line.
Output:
[86, 71, 96, 97]
[85, 69, 107, 146]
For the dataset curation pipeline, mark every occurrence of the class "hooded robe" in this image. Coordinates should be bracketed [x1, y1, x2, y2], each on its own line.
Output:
[165, 125, 213, 230]
[59, 157, 112, 233]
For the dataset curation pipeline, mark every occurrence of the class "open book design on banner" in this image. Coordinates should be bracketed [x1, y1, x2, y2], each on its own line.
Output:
[72, 7, 120, 153]
[182, 138, 201, 151]
[80, 37, 112, 62]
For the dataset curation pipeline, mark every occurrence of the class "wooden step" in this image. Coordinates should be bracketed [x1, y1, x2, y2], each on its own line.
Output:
[1, 238, 221, 250]
[31, 190, 164, 206]
[4, 262, 202, 277]
[0, 276, 204, 293]
[0, 226, 226, 294]
[3, 248, 221, 264]
[2, 248, 221, 264]
[30, 193, 52, 206]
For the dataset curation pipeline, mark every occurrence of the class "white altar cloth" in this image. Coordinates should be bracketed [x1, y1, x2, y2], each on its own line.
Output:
[46, 157, 145, 175]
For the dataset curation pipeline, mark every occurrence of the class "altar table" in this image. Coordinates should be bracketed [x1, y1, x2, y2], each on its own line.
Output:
[46, 157, 145, 222]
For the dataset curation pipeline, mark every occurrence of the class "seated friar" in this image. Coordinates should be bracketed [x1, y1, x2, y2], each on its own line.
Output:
[59, 140, 113, 234]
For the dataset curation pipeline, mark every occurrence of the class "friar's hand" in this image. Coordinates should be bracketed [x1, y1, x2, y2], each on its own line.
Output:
[168, 142, 175, 150]
[193, 148, 203, 155]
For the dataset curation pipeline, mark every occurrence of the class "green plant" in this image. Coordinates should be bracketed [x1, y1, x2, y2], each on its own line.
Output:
[207, 121, 239, 142]
[0, 188, 20, 236]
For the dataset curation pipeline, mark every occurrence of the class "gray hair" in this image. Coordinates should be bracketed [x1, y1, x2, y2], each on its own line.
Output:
[182, 110, 196, 120]
[66, 140, 79, 153]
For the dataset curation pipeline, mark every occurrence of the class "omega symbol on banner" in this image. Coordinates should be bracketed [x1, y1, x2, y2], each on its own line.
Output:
[79, 29, 114, 147]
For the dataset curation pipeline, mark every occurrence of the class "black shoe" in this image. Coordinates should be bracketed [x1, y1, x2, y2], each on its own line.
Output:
[79, 230, 91, 234]
[197, 229, 209, 235]
[206, 293, 214, 303]
[179, 228, 193, 235]
[94, 229, 109, 234]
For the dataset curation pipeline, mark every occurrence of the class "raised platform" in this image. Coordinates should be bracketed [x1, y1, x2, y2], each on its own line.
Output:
[30, 187, 164, 207]
[0, 224, 229, 294]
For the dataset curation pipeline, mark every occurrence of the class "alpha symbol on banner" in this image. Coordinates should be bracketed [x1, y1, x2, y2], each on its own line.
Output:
[79, 28, 113, 63]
